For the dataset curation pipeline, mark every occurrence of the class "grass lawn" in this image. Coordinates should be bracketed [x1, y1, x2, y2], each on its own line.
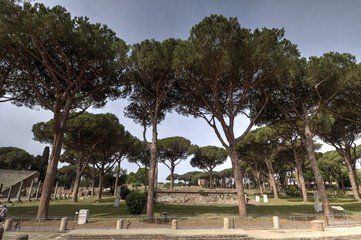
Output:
[3, 195, 361, 219]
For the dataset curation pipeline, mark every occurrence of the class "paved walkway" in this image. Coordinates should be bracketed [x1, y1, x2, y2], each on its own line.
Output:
[3, 225, 361, 239]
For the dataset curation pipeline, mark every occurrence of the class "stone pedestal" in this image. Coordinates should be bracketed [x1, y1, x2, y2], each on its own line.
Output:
[171, 220, 178, 229]
[273, 216, 279, 229]
[4, 219, 13, 231]
[59, 217, 68, 231]
[223, 218, 230, 229]
[311, 220, 325, 231]
[116, 219, 124, 229]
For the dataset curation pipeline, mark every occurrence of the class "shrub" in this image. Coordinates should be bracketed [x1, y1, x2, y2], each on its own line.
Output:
[327, 189, 346, 198]
[125, 191, 147, 214]
[285, 185, 300, 197]
[120, 186, 131, 200]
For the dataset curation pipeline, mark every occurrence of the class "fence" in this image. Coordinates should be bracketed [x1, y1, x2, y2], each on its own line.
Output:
[2, 213, 360, 233]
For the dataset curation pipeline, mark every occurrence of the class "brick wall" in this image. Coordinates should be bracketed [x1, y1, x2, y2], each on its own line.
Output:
[155, 189, 240, 205]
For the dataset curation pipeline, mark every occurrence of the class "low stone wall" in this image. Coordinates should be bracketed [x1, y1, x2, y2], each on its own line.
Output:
[155, 189, 240, 205]
[66, 233, 252, 240]
[65, 229, 252, 240]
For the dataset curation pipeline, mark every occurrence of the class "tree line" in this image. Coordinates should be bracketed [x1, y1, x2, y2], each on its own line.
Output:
[1, 0, 361, 220]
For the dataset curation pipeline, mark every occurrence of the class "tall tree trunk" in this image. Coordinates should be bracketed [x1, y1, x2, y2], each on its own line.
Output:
[146, 122, 158, 221]
[298, 168, 308, 202]
[72, 157, 89, 203]
[170, 162, 175, 190]
[304, 121, 331, 217]
[350, 146, 360, 192]
[72, 165, 82, 203]
[154, 162, 158, 189]
[91, 167, 96, 197]
[295, 168, 301, 189]
[37, 111, 66, 220]
[343, 155, 360, 200]
[268, 172, 279, 199]
[340, 172, 345, 190]
[229, 147, 247, 216]
[254, 169, 264, 195]
[114, 160, 121, 197]
[97, 170, 104, 201]
[294, 151, 308, 202]
[209, 169, 214, 188]
[265, 158, 279, 199]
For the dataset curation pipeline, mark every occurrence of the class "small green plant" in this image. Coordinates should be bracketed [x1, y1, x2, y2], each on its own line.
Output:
[335, 190, 346, 198]
[285, 186, 300, 197]
[125, 191, 147, 214]
[327, 189, 346, 198]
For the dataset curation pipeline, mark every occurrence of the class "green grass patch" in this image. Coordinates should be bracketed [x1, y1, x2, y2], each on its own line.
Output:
[4, 196, 361, 219]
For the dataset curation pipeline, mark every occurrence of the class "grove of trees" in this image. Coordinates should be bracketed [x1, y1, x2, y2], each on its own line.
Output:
[1, 0, 361, 221]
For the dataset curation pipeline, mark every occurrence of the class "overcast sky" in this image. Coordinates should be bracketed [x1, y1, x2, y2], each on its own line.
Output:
[1, 0, 361, 182]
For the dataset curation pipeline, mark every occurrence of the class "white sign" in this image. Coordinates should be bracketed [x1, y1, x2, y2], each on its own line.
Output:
[77, 209, 89, 224]
[263, 194, 268, 203]
[331, 206, 345, 211]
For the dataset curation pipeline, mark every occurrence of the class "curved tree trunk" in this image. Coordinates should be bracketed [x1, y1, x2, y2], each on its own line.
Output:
[304, 121, 331, 217]
[72, 158, 89, 203]
[343, 156, 360, 200]
[72, 167, 82, 203]
[37, 110, 67, 221]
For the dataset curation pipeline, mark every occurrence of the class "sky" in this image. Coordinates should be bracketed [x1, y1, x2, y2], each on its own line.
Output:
[1, 0, 361, 182]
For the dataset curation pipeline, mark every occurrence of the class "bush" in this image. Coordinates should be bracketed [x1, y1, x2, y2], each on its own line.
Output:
[285, 185, 300, 197]
[327, 189, 346, 198]
[120, 185, 131, 200]
[125, 191, 147, 214]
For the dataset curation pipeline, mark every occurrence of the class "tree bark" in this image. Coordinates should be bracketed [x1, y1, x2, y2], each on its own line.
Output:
[37, 109, 68, 220]
[114, 160, 121, 197]
[170, 162, 175, 189]
[254, 169, 264, 195]
[229, 147, 247, 216]
[265, 158, 279, 199]
[304, 121, 331, 217]
[72, 157, 90, 203]
[343, 155, 360, 200]
[209, 169, 214, 188]
[294, 151, 308, 202]
[146, 121, 158, 221]
[72, 165, 82, 203]
[97, 170, 104, 201]
[91, 166, 96, 197]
